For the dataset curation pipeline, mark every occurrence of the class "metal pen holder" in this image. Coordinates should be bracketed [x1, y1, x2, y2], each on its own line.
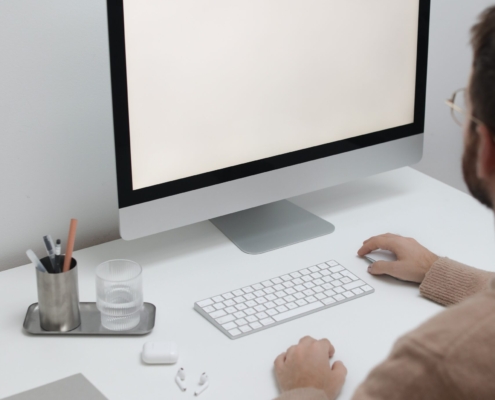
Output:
[36, 256, 81, 332]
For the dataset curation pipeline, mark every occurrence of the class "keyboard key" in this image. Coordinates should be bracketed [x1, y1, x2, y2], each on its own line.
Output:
[275, 291, 286, 298]
[334, 287, 345, 293]
[362, 285, 373, 292]
[234, 311, 247, 318]
[273, 284, 285, 291]
[256, 312, 268, 319]
[273, 301, 323, 321]
[244, 308, 256, 315]
[252, 283, 264, 290]
[343, 280, 366, 291]
[254, 305, 267, 312]
[271, 277, 283, 284]
[327, 260, 339, 267]
[299, 268, 311, 275]
[260, 317, 275, 326]
[329, 265, 344, 273]
[244, 293, 255, 300]
[264, 287, 275, 294]
[245, 300, 257, 308]
[322, 283, 333, 290]
[332, 280, 343, 287]
[213, 296, 224, 303]
[262, 280, 274, 287]
[225, 306, 237, 314]
[217, 314, 235, 324]
[234, 296, 246, 304]
[313, 279, 324, 286]
[233, 290, 244, 296]
[283, 281, 294, 288]
[309, 266, 320, 272]
[236, 318, 248, 326]
[315, 293, 326, 300]
[311, 272, 322, 279]
[324, 289, 336, 297]
[222, 292, 234, 300]
[266, 294, 277, 301]
[224, 299, 235, 307]
[290, 272, 302, 278]
[341, 277, 352, 284]
[250, 322, 262, 330]
[342, 271, 359, 280]
[254, 290, 265, 297]
[296, 299, 308, 307]
[240, 325, 252, 333]
[303, 282, 315, 289]
[302, 276, 312, 282]
[210, 310, 226, 318]
[294, 285, 305, 292]
[281, 275, 292, 281]
[203, 306, 215, 313]
[214, 303, 226, 310]
[266, 309, 278, 316]
[320, 269, 331, 276]
[229, 328, 241, 336]
[317, 263, 328, 270]
[284, 288, 296, 295]
[197, 299, 213, 307]
[352, 288, 364, 295]
[284, 295, 296, 302]
[222, 322, 237, 330]
[246, 315, 258, 323]
[292, 278, 304, 285]
[343, 291, 355, 298]
[255, 297, 267, 304]
[242, 286, 254, 294]
[333, 294, 345, 301]
[274, 298, 286, 306]
[294, 292, 305, 299]
[265, 301, 277, 309]
[235, 303, 247, 311]
[306, 296, 317, 303]
[286, 302, 297, 309]
[303, 289, 315, 296]
[276, 305, 289, 313]
[322, 297, 336, 305]
[313, 286, 324, 293]
[332, 273, 343, 279]
[322, 276, 333, 283]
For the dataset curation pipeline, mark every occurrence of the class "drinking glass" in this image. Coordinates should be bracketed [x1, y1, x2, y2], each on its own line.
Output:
[96, 259, 143, 331]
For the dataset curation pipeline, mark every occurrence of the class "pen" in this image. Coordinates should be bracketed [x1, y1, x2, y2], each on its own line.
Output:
[62, 219, 78, 273]
[26, 249, 47, 273]
[43, 235, 57, 273]
[55, 239, 61, 273]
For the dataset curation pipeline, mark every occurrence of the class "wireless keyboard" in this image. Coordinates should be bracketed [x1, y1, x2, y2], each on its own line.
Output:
[194, 260, 374, 339]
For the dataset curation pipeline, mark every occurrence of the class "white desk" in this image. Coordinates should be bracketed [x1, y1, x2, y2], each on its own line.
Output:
[1, 167, 494, 400]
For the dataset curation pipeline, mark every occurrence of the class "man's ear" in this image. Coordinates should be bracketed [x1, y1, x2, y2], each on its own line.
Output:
[476, 124, 495, 180]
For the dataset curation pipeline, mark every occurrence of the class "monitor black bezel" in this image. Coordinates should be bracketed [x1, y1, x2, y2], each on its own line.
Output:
[107, 0, 430, 209]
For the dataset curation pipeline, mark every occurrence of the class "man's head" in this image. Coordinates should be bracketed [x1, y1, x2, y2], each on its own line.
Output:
[463, 6, 495, 208]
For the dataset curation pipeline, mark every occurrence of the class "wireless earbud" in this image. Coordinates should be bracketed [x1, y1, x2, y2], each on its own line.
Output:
[175, 368, 187, 392]
[194, 373, 209, 396]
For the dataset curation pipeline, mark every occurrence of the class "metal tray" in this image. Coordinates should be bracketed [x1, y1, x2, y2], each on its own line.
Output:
[23, 302, 156, 335]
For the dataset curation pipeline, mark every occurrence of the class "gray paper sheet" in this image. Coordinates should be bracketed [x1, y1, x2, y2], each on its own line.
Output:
[1, 374, 108, 400]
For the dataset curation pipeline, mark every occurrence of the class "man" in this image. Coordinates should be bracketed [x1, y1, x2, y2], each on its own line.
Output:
[274, 6, 495, 400]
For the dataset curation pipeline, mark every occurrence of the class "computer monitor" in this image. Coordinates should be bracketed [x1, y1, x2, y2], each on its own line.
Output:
[107, 0, 430, 254]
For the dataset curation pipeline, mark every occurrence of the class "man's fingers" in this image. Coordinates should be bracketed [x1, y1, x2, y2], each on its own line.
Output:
[368, 260, 401, 277]
[317, 338, 335, 358]
[285, 345, 298, 360]
[274, 352, 286, 370]
[298, 336, 316, 345]
[331, 361, 348, 383]
[357, 235, 399, 256]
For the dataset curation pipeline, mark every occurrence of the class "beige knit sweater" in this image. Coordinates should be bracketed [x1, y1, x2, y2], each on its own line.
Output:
[275, 257, 495, 400]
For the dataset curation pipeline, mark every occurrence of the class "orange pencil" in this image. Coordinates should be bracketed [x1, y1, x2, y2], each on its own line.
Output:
[62, 219, 78, 272]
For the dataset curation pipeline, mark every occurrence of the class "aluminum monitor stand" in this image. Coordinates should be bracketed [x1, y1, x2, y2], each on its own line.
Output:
[210, 200, 335, 255]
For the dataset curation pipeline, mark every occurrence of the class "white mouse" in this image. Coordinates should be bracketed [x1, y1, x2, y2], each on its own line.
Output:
[364, 250, 397, 263]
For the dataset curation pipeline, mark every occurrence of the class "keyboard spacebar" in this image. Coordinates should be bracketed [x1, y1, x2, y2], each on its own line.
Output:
[273, 301, 324, 322]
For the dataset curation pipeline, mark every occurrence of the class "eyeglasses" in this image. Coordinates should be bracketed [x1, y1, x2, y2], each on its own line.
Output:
[445, 88, 483, 127]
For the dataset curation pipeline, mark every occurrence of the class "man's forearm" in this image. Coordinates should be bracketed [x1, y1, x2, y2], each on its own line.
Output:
[274, 388, 328, 400]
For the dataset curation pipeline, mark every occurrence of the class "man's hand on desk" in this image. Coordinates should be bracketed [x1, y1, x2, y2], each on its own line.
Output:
[274, 336, 347, 400]
[357, 233, 439, 283]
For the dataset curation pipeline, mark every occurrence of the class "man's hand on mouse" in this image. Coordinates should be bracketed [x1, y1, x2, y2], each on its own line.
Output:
[274, 336, 347, 400]
[358, 233, 439, 283]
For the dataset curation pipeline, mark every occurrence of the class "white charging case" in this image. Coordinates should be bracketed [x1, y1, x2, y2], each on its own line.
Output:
[142, 341, 179, 364]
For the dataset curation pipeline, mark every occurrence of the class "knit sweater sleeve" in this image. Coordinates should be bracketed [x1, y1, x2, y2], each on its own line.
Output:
[419, 257, 494, 306]
[274, 388, 328, 400]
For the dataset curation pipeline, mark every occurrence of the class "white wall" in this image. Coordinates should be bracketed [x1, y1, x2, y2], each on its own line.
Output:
[0, 0, 492, 271]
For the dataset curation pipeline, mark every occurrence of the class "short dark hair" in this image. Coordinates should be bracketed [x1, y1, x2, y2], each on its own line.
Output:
[470, 6, 495, 131]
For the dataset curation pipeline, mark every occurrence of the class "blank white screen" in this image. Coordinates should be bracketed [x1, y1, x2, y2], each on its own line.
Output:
[123, 0, 419, 190]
